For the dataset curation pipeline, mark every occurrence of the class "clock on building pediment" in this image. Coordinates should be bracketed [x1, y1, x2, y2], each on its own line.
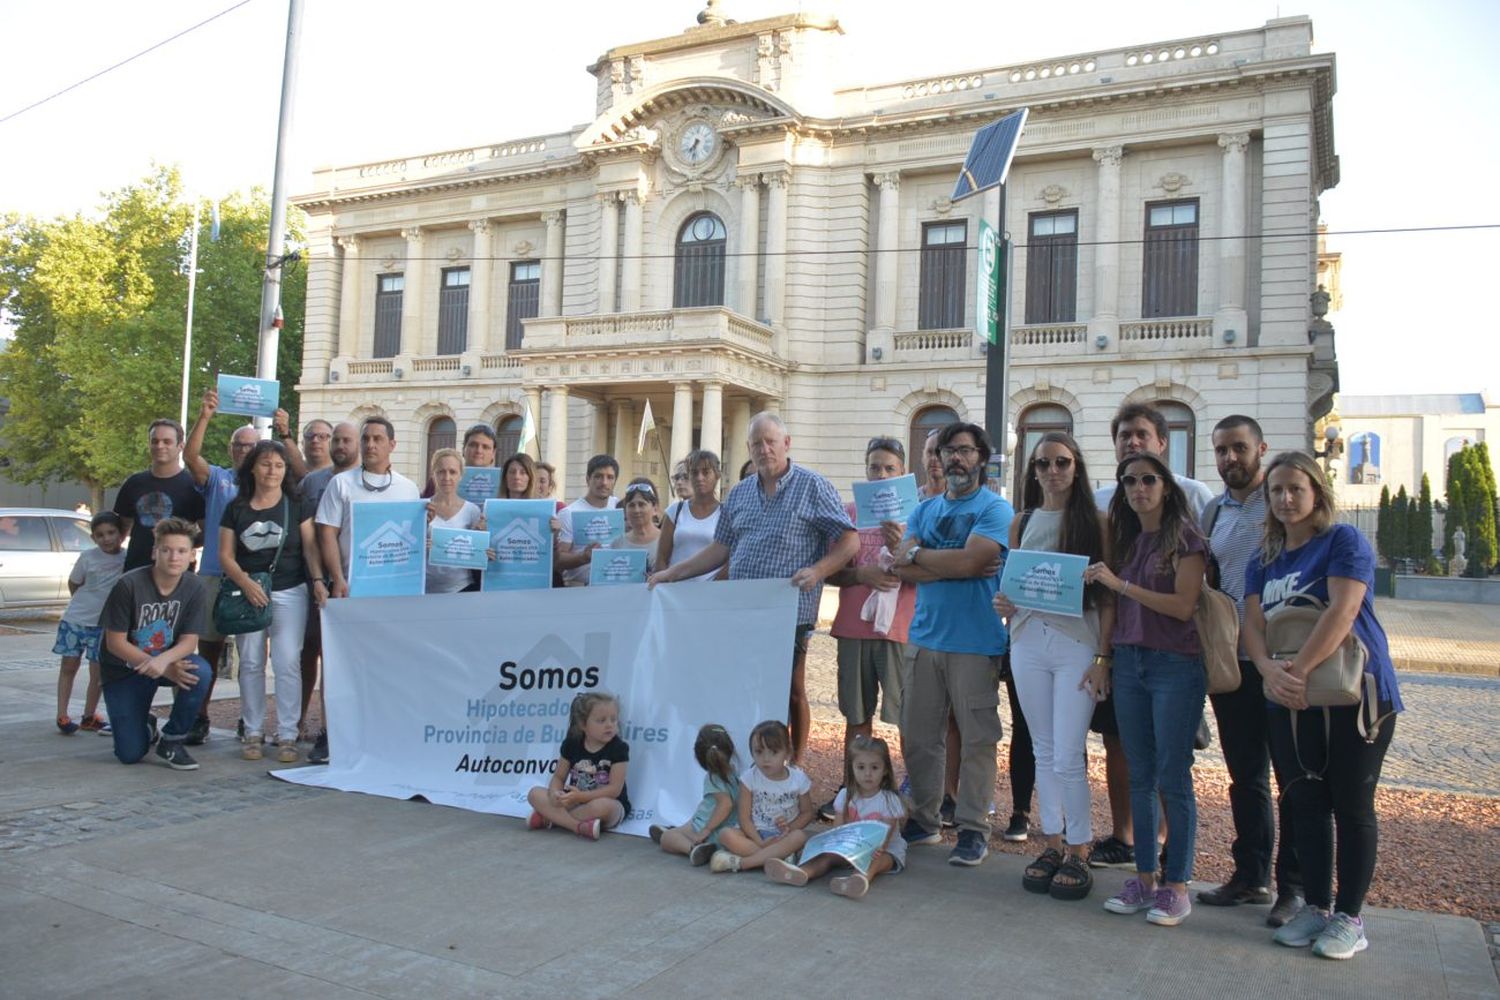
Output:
[668, 116, 724, 174]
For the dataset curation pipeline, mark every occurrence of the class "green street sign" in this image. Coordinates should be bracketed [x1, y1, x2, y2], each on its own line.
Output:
[976, 218, 1000, 344]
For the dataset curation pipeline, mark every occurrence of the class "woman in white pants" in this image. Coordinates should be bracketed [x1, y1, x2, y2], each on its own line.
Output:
[219, 441, 327, 763]
[995, 432, 1114, 900]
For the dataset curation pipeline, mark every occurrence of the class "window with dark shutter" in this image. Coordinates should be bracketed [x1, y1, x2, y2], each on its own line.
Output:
[426, 417, 456, 470]
[674, 213, 727, 308]
[1142, 200, 1199, 318]
[373, 273, 404, 358]
[495, 415, 524, 462]
[436, 267, 470, 355]
[505, 261, 540, 350]
[918, 221, 967, 330]
[1025, 211, 1078, 324]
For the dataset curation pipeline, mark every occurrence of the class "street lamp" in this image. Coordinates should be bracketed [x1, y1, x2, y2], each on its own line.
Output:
[1315, 423, 1343, 483]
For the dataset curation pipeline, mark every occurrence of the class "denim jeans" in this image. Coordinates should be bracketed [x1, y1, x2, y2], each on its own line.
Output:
[1111, 644, 1205, 883]
[101, 654, 212, 764]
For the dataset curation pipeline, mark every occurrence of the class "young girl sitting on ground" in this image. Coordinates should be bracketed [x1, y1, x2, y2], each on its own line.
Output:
[711, 720, 815, 873]
[650, 723, 739, 866]
[526, 691, 630, 840]
[763, 734, 908, 899]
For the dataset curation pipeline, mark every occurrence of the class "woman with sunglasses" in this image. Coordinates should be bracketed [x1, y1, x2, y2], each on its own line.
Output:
[1083, 452, 1207, 927]
[658, 450, 726, 582]
[612, 478, 662, 572]
[994, 432, 1114, 901]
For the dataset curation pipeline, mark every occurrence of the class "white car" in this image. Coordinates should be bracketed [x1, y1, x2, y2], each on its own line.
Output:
[0, 508, 96, 609]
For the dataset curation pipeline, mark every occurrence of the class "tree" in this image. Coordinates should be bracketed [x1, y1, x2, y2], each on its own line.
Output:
[1444, 450, 1468, 562]
[0, 167, 305, 509]
[1391, 485, 1411, 563]
[1475, 442, 1500, 573]
[1376, 484, 1393, 564]
[1464, 445, 1498, 576]
[1414, 473, 1435, 570]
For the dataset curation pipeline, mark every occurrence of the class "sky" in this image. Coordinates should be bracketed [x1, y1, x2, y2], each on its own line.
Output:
[3, 0, 1496, 398]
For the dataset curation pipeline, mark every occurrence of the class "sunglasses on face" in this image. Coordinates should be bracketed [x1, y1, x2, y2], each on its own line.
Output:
[1032, 456, 1074, 472]
[1120, 473, 1162, 488]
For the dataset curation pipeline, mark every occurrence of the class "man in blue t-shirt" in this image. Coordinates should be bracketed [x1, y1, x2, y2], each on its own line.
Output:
[893, 421, 1013, 868]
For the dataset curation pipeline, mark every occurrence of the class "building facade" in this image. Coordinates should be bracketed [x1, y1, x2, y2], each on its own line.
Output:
[294, 10, 1341, 497]
[1331, 393, 1499, 508]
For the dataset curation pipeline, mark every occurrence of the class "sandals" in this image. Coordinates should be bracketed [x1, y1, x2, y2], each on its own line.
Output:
[1050, 853, 1094, 901]
[1022, 848, 1063, 894]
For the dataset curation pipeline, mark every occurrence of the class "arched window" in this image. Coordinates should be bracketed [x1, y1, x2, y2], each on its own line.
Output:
[1155, 400, 1195, 478]
[674, 212, 727, 308]
[426, 417, 456, 471]
[1015, 403, 1074, 496]
[496, 414, 524, 462]
[908, 405, 960, 490]
[1347, 431, 1382, 485]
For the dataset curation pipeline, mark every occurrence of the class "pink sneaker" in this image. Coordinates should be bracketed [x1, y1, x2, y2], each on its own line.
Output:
[527, 811, 551, 831]
[1104, 877, 1154, 915]
[576, 818, 601, 840]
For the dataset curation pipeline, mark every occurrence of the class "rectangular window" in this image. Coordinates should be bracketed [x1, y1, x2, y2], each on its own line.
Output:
[1024, 210, 1078, 324]
[918, 221, 967, 330]
[373, 273, 404, 358]
[505, 261, 541, 350]
[436, 267, 470, 355]
[1142, 199, 1199, 318]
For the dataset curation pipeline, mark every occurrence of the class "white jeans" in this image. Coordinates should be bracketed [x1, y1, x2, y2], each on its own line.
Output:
[235, 585, 309, 742]
[1010, 618, 1096, 846]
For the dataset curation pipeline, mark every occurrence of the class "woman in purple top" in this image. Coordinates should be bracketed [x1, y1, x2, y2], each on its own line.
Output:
[1084, 452, 1206, 928]
[1241, 451, 1401, 961]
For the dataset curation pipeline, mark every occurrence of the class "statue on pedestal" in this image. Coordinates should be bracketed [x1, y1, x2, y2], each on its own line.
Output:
[1450, 525, 1468, 577]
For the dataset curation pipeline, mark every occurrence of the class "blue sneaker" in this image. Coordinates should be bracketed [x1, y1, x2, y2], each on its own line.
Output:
[947, 830, 989, 866]
[1272, 903, 1331, 947]
[1311, 912, 1368, 960]
[901, 819, 942, 846]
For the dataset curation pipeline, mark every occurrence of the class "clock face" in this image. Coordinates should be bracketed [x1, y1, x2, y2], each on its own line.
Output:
[679, 122, 718, 164]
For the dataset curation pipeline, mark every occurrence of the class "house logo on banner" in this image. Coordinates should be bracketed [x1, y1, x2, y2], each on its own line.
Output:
[360, 521, 421, 567]
[494, 517, 547, 562]
[1017, 560, 1066, 602]
[596, 553, 637, 584]
[868, 484, 906, 521]
[438, 531, 480, 564]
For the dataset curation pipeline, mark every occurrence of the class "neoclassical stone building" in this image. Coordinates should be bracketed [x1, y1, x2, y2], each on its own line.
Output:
[294, 8, 1341, 496]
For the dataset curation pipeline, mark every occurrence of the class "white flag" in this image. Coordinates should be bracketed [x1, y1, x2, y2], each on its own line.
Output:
[518, 401, 538, 456]
[637, 400, 656, 456]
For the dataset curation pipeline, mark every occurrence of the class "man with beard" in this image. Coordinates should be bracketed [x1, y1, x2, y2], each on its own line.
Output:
[1195, 415, 1303, 926]
[298, 420, 357, 751]
[892, 421, 1012, 867]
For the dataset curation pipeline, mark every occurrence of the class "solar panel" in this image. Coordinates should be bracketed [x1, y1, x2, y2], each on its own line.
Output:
[951, 108, 1030, 201]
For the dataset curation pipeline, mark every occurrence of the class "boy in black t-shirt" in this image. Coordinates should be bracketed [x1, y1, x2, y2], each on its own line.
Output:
[99, 517, 211, 770]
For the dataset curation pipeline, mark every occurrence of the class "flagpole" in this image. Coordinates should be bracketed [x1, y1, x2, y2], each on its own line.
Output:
[179, 199, 201, 429]
[253, 0, 303, 435]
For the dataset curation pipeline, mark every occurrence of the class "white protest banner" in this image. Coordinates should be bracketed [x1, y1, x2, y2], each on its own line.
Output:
[275, 580, 799, 837]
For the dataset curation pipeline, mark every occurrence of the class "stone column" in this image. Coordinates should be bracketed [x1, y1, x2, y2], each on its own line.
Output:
[337, 235, 361, 358]
[541, 210, 565, 318]
[546, 385, 570, 491]
[869, 172, 900, 362]
[699, 381, 724, 464]
[466, 219, 492, 354]
[670, 382, 695, 466]
[524, 386, 544, 457]
[725, 396, 753, 482]
[1216, 132, 1251, 344]
[597, 193, 619, 314]
[592, 402, 609, 458]
[1089, 146, 1123, 344]
[400, 227, 425, 355]
[621, 191, 644, 313]
[764, 172, 789, 340]
[736, 174, 761, 318]
[611, 399, 636, 485]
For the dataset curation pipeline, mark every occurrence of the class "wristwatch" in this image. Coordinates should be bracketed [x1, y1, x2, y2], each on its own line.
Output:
[904, 545, 922, 566]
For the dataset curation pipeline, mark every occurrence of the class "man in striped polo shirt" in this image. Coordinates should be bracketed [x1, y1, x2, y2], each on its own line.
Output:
[1196, 414, 1302, 926]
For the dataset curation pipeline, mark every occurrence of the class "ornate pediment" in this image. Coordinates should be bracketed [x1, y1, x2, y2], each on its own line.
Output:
[577, 79, 797, 153]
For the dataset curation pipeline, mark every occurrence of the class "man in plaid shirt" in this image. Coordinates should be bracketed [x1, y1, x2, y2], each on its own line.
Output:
[650, 412, 858, 760]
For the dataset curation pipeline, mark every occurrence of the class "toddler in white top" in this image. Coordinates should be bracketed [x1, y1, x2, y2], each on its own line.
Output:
[710, 720, 815, 873]
[764, 734, 908, 898]
[53, 513, 126, 734]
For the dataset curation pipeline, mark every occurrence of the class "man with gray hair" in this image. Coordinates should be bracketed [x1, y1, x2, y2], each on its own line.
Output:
[650, 412, 858, 761]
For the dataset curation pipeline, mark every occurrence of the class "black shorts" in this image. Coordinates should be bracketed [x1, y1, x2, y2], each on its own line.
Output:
[1089, 690, 1119, 736]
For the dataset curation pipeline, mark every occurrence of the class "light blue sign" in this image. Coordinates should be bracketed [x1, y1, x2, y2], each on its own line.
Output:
[349, 501, 428, 598]
[852, 473, 919, 529]
[798, 820, 892, 876]
[482, 499, 555, 591]
[458, 467, 501, 505]
[216, 373, 280, 418]
[998, 548, 1089, 617]
[430, 527, 490, 570]
[571, 506, 624, 548]
[589, 548, 648, 587]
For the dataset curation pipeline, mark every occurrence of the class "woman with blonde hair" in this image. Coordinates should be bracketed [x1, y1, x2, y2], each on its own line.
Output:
[1242, 451, 1401, 961]
[425, 448, 482, 594]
